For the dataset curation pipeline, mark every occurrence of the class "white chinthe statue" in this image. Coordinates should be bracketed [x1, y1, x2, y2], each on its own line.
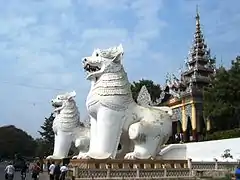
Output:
[80, 44, 173, 159]
[46, 91, 90, 159]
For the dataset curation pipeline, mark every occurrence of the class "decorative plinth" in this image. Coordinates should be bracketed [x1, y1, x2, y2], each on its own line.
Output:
[67, 159, 188, 179]
[43, 159, 238, 179]
[68, 159, 188, 169]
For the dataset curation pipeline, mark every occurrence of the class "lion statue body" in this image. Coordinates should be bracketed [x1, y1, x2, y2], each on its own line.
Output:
[80, 44, 173, 159]
[46, 91, 90, 159]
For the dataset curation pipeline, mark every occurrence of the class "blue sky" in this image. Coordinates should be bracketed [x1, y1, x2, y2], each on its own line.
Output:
[0, 0, 239, 137]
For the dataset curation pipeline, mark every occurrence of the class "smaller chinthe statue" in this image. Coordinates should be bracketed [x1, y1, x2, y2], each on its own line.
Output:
[46, 91, 90, 159]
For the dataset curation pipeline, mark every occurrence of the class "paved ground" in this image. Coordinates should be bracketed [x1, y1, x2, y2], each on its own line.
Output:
[0, 163, 49, 180]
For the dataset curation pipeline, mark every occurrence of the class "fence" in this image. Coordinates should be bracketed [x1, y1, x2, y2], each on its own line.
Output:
[63, 159, 238, 179]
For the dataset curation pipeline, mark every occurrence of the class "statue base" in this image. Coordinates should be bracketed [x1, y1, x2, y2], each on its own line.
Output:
[43, 159, 188, 179]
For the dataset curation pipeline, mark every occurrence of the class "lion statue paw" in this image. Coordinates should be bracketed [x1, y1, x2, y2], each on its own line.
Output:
[124, 152, 136, 160]
[72, 152, 91, 159]
[46, 155, 60, 160]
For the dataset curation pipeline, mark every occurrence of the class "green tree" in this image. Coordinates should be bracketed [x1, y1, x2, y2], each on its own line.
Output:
[37, 113, 55, 156]
[131, 79, 162, 103]
[203, 56, 240, 131]
[39, 113, 55, 146]
[34, 138, 50, 158]
[228, 56, 240, 127]
[0, 125, 36, 159]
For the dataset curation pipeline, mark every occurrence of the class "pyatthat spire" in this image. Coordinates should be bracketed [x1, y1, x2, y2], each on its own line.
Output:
[185, 6, 210, 68]
[181, 6, 215, 91]
[195, 5, 203, 46]
[196, 5, 200, 24]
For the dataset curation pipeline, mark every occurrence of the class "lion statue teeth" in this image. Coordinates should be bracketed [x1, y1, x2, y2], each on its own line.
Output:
[81, 44, 173, 160]
[46, 91, 90, 160]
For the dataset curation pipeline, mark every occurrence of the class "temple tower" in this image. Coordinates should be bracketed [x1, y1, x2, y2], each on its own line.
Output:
[162, 7, 216, 142]
[180, 7, 215, 141]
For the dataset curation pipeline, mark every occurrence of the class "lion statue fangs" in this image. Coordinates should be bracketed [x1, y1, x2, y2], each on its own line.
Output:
[81, 44, 173, 160]
[46, 91, 90, 160]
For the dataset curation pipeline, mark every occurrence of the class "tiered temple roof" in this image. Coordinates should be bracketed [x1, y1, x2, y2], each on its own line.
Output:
[161, 7, 216, 101]
[181, 7, 215, 87]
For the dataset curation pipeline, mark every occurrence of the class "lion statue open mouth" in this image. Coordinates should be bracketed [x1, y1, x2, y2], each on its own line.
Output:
[79, 44, 173, 160]
[52, 100, 63, 108]
[83, 62, 101, 74]
[46, 91, 90, 160]
[51, 95, 66, 114]
[83, 45, 124, 82]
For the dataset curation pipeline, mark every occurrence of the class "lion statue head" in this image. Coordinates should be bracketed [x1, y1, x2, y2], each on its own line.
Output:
[51, 91, 83, 132]
[82, 44, 124, 81]
[51, 91, 77, 114]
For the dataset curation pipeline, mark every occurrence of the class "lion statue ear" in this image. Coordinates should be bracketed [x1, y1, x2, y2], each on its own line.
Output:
[68, 91, 76, 100]
[118, 44, 124, 54]
[112, 44, 124, 63]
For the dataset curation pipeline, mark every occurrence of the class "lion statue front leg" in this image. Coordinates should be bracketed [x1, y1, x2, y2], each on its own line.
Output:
[46, 131, 73, 159]
[83, 106, 126, 159]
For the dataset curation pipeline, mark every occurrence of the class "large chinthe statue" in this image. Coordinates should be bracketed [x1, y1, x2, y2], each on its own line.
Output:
[80, 44, 173, 160]
[46, 91, 90, 159]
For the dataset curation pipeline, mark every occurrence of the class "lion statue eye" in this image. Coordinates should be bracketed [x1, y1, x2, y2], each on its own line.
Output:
[96, 53, 99, 57]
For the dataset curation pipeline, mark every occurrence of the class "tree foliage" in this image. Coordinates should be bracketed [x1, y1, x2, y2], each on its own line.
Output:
[131, 79, 162, 103]
[37, 113, 55, 157]
[39, 113, 55, 145]
[34, 138, 51, 158]
[206, 128, 240, 141]
[204, 56, 240, 131]
[0, 125, 36, 159]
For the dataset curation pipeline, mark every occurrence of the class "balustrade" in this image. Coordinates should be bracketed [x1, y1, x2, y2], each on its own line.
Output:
[43, 158, 238, 179]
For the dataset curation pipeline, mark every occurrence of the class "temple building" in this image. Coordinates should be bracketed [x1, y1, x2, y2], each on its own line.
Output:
[160, 8, 216, 142]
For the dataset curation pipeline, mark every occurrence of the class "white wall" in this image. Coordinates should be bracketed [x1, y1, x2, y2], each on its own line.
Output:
[158, 144, 187, 160]
[159, 138, 240, 162]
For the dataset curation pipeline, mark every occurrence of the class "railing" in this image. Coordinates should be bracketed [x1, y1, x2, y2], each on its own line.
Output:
[68, 159, 188, 169]
[61, 159, 238, 179]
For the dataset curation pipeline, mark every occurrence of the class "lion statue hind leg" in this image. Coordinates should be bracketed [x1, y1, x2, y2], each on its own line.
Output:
[125, 119, 170, 160]
[72, 137, 90, 159]
[124, 122, 157, 159]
